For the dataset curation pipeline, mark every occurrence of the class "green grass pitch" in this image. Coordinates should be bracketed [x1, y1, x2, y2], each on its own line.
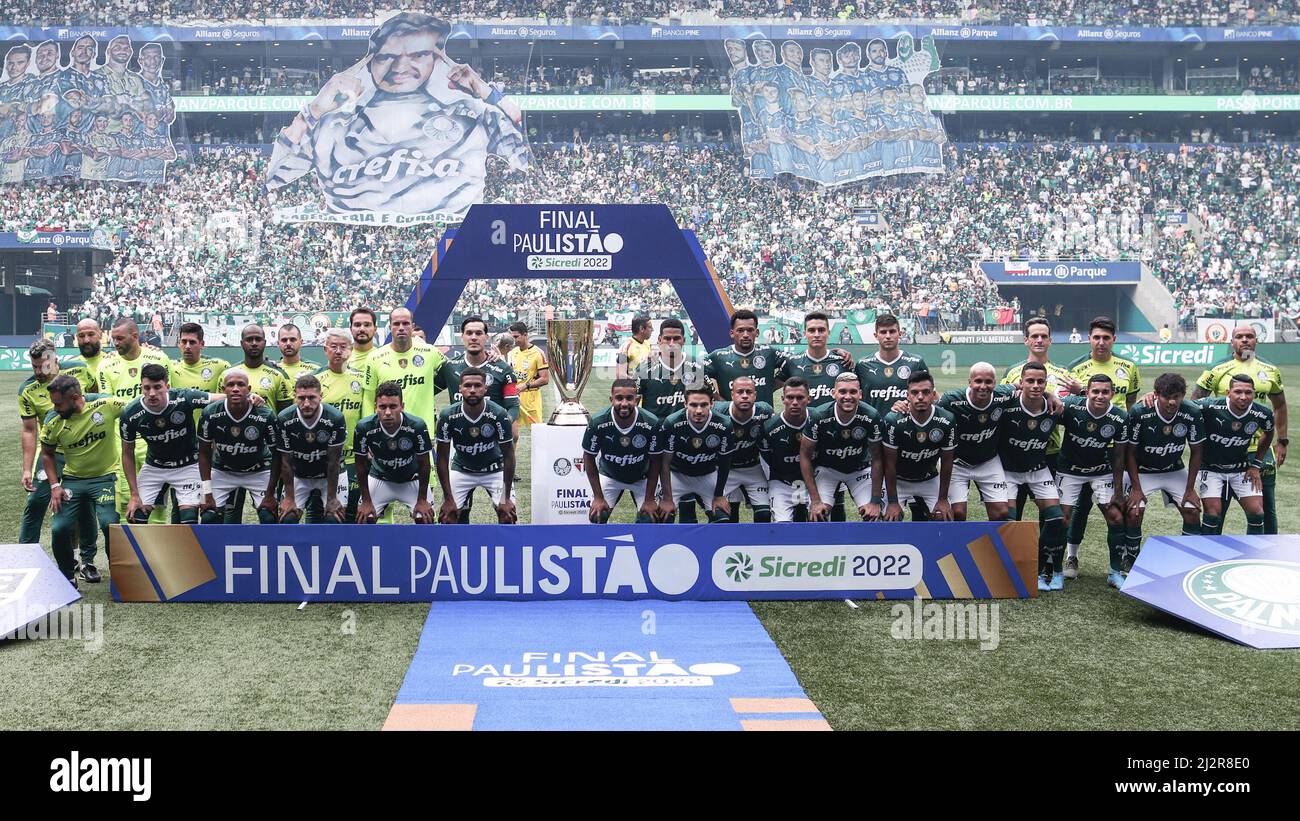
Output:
[2, 365, 1297, 730]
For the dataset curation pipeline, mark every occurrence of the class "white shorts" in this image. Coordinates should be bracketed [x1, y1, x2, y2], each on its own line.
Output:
[895, 476, 940, 512]
[815, 466, 873, 508]
[1057, 473, 1122, 508]
[290, 474, 348, 510]
[210, 468, 271, 508]
[137, 463, 201, 507]
[1134, 469, 1192, 509]
[950, 458, 1008, 505]
[599, 474, 649, 509]
[449, 469, 512, 509]
[1004, 467, 1059, 502]
[369, 478, 433, 514]
[724, 463, 770, 506]
[1198, 469, 1261, 501]
[669, 470, 719, 506]
[768, 479, 810, 522]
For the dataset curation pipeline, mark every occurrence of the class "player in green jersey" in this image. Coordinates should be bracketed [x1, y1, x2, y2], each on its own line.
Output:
[277, 373, 349, 524]
[74, 318, 110, 385]
[583, 378, 663, 524]
[1193, 373, 1275, 537]
[1054, 375, 1129, 587]
[435, 367, 517, 524]
[997, 361, 1069, 591]
[801, 373, 883, 522]
[780, 310, 856, 520]
[1124, 373, 1204, 581]
[634, 318, 710, 419]
[436, 315, 519, 422]
[165, 322, 229, 522]
[658, 386, 735, 523]
[18, 339, 100, 580]
[1193, 324, 1288, 534]
[854, 313, 929, 415]
[354, 381, 435, 524]
[39, 376, 127, 584]
[364, 307, 446, 425]
[316, 328, 367, 522]
[1001, 316, 1081, 532]
[197, 368, 282, 524]
[634, 318, 709, 522]
[171, 322, 228, 395]
[882, 371, 956, 522]
[761, 378, 813, 522]
[235, 324, 293, 410]
[348, 307, 379, 372]
[1063, 316, 1140, 578]
[276, 323, 318, 382]
[716, 376, 775, 523]
[98, 317, 173, 521]
[119, 363, 225, 524]
[937, 363, 1015, 522]
[220, 324, 293, 522]
[779, 311, 849, 410]
[703, 308, 791, 405]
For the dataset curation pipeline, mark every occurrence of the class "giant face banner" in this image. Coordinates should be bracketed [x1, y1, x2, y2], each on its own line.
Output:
[728, 33, 945, 187]
[266, 11, 531, 226]
[0, 36, 176, 184]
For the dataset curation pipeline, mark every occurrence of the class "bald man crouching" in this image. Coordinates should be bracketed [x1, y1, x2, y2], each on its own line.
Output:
[934, 362, 1019, 521]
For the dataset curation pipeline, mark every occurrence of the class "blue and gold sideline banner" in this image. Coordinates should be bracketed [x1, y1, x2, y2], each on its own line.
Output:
[109, 522, 1037, 603]
[1122, 534, 1300, 649]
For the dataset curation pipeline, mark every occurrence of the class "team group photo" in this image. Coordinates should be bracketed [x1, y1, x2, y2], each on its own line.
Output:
[1, 0, 1297, 773]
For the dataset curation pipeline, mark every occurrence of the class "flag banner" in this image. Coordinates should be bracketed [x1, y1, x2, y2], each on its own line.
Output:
[1197, 316, 1276, 344]
[265, 13, 529, 227]
[0, 36, 175, 184]
[1122, 534, 1300, 649]
[727, 33, 945, 188]
[0, 544, 80, 639]
[108, 521, 1038, 603]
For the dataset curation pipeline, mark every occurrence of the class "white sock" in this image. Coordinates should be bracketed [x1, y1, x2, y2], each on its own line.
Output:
[1067, 543, 1080, 559]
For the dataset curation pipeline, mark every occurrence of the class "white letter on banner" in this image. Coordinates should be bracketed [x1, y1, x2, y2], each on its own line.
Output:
[571, 545, 606, 594]
[226, 545, 254, 594]
[325, 546, 366, 595]
[460, 545, 488, 594]
[495, 546, 520, 594]
[372, 545, 398, 595]
[278, 544, 319, 594]
[520, 544, 534, 594]
[538, 546, 569, 594]
[603, 545, 648, 594]
[411, 545, 432, 592]
[433, 547, 458, 593]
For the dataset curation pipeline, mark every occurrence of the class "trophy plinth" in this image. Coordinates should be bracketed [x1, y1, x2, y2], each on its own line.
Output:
[547, 319, 595, 426]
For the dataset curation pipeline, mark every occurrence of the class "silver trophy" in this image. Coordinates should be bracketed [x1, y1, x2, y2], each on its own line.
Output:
[547, 319, 595, 425]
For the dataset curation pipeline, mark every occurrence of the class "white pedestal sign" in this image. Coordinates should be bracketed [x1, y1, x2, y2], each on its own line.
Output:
[530, 424, 593, 524]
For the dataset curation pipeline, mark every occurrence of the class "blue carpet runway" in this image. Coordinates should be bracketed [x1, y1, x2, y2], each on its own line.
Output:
[384, 600, 829, 731]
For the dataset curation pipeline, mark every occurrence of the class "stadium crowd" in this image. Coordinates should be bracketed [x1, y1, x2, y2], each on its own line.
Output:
[6, 0, 1297, 27]
[2, 140, 1297, 329]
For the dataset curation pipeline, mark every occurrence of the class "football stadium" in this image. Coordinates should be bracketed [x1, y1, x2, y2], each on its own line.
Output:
[1, 0, 1298, 770]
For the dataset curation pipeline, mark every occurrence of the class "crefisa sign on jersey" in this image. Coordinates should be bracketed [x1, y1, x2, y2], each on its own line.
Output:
[108, 522, 1040, 603]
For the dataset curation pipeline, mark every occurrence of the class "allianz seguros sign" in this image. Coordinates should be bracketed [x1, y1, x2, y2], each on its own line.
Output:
[109, 522, 1038, 602]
